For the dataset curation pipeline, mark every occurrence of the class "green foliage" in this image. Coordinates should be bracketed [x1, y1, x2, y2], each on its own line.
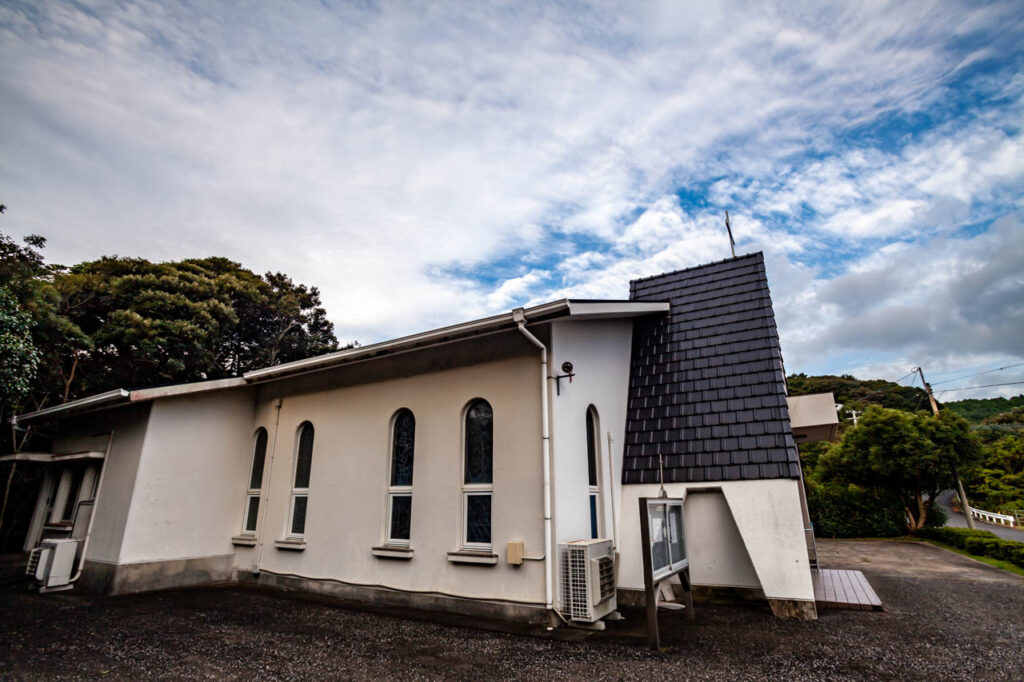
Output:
[815, 406, 980, 533]
[981, 405, 1024, 425]
[964, 430, 1024, 514]
[0, 286, 39, 405]
[943, 395, 1024, 424]
[787, 373, 932, 414]
[805, 479, 905, 538]
[0, 228, 342, 446]
[918, 527, 1024, 569]
[48, 255, 339, 398]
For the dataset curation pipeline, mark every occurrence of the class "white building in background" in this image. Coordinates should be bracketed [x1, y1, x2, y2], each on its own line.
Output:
[8, 253, 837, 625]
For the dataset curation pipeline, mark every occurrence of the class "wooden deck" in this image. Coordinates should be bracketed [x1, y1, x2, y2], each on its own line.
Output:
[812, 569, 884, 611]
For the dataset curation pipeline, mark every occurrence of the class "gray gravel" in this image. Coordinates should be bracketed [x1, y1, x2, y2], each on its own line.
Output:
[1, 542, 1022, 681]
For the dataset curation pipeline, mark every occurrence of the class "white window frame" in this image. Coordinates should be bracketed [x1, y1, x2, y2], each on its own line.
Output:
[461, 399, 493, 552]
[385, 408, 415, 547]
[462, 488, 493, 551]
[288, 422, 314, 539]
[587, 405, 602, 540]
[288, 490, 309, 538]
[241, 428, 268, 536]
[386, 491, 413, 547]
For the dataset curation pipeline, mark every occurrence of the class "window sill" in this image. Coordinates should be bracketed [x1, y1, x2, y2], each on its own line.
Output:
[274, 538, 307, 551]
[446, 550, 498, 566]
[372, 546, 414, 560]
[231, 535, 257, 547]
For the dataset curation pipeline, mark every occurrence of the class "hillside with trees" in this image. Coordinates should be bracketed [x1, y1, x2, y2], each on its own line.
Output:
[787, 373, 932, 413]
[943, 395, 1024, 423]
[789, 374, 1024, 536]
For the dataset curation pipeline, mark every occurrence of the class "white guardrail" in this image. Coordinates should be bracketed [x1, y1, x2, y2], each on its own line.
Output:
[968, 506, 1017, 527]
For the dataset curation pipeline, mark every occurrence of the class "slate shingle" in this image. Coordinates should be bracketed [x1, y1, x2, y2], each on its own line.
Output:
[622, 253, 801, 485]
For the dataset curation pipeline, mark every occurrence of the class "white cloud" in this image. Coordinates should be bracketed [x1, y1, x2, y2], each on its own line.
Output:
[0, 0, 1022, 398]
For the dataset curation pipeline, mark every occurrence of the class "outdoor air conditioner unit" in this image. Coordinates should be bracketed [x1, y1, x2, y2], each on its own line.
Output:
[26, 538, 78, 592]
[558, 538, 617, 623]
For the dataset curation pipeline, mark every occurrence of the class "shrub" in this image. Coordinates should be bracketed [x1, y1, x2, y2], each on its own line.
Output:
[808, 482, 905, 538]
[920, 527, 1024, 568]
[924, 503, 947, 528]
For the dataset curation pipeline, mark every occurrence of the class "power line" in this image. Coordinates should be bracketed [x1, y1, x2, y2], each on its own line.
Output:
[934, 380, 1024, 395]
[893, 370, 918, 385]
[931, 361, 1024, 386]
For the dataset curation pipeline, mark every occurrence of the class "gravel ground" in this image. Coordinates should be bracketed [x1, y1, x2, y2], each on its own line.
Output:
[1, 541, 1022, 681]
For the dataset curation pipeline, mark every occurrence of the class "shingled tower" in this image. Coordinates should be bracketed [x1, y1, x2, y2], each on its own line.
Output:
[622, 252, 801, 485]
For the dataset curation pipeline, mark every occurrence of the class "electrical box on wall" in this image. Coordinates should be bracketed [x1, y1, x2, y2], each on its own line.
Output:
[506, 540, 524, 565]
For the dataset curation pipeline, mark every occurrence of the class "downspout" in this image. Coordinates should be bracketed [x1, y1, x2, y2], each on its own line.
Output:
[606, 431, 618, 550]
[513, 308, 554, 611]
[69, 429, 115, 584]
[254, 397, 283, 573]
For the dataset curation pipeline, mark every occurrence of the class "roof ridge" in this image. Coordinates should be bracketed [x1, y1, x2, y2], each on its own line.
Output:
[629, 251, 764, 287]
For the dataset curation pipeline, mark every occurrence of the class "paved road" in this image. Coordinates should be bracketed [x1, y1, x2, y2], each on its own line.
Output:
[936, 489, 1024, 541]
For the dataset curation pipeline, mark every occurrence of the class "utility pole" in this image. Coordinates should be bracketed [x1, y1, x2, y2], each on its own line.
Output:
[847, 409, 862, 426]
[916, 366, 976, 530]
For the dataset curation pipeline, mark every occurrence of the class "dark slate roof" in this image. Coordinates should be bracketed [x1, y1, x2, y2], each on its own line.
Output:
[622, 252, 801, 485]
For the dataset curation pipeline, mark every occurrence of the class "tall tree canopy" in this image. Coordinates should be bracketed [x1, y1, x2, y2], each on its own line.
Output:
[0, 229, 341, 423]
[817, 406, 980, 532]
[54, 256, 338, 396]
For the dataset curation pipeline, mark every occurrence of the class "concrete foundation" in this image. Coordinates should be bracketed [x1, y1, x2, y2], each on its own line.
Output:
[619, 584, 817, 620]
[79, 554, 234, 595]
[244, 569, 558, 627]
[767, 598, 817, 620]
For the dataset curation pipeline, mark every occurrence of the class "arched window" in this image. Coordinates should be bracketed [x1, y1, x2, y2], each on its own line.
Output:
[242, 428, 268, 534]
[463, 399, 493, 550]
[586, 406, 601, 539]
[386, 409, 415, 546]
[289, 422, 315, 537]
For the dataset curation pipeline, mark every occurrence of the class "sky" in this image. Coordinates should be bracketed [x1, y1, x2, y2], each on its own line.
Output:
[1, 0, 1022, 400]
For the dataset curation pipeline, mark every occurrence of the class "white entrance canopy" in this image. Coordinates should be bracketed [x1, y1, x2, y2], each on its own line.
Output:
[0, 451, 106, 464]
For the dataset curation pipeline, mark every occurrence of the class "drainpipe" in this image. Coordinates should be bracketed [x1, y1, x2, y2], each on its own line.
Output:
[606, 431, 618, 550]
[513, 308, 554, 611]
[254, 397, 283, 573]
[69, 429, 115, 584]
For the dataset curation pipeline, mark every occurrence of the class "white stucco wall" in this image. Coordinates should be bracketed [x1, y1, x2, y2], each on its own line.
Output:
[117, 389, 256, 564]
[617, 479, 814, 602]
[548, 319, 634, 550]
[43, 404, 153, 564]
[245, 352, 548, 605]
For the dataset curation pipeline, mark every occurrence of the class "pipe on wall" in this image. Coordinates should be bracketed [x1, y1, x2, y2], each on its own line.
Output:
[69, 429, 115, 584]
[254, 397, 283, 573]
[606, 430, 618, 550]
[513, 309, 554, 612]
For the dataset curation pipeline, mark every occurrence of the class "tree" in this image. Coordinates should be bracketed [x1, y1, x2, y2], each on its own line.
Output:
[49, 255, 340, 399]
[787, 373, 933, 414]
[0, 287, 39, 409]
[818, 406, 980, 533]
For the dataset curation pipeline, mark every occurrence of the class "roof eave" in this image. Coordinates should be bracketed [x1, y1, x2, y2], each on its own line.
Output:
[12, 389, 131, 427]
[242, 299, 573, 383]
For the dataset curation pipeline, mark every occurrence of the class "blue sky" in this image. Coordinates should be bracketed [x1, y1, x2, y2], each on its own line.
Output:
[1, 1, 1022, 398]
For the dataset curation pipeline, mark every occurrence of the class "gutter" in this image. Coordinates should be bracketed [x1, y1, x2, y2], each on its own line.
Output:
[244, 300, 572, 384]
[513, 308, 554, 612]
[12, 390, 130, 427]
